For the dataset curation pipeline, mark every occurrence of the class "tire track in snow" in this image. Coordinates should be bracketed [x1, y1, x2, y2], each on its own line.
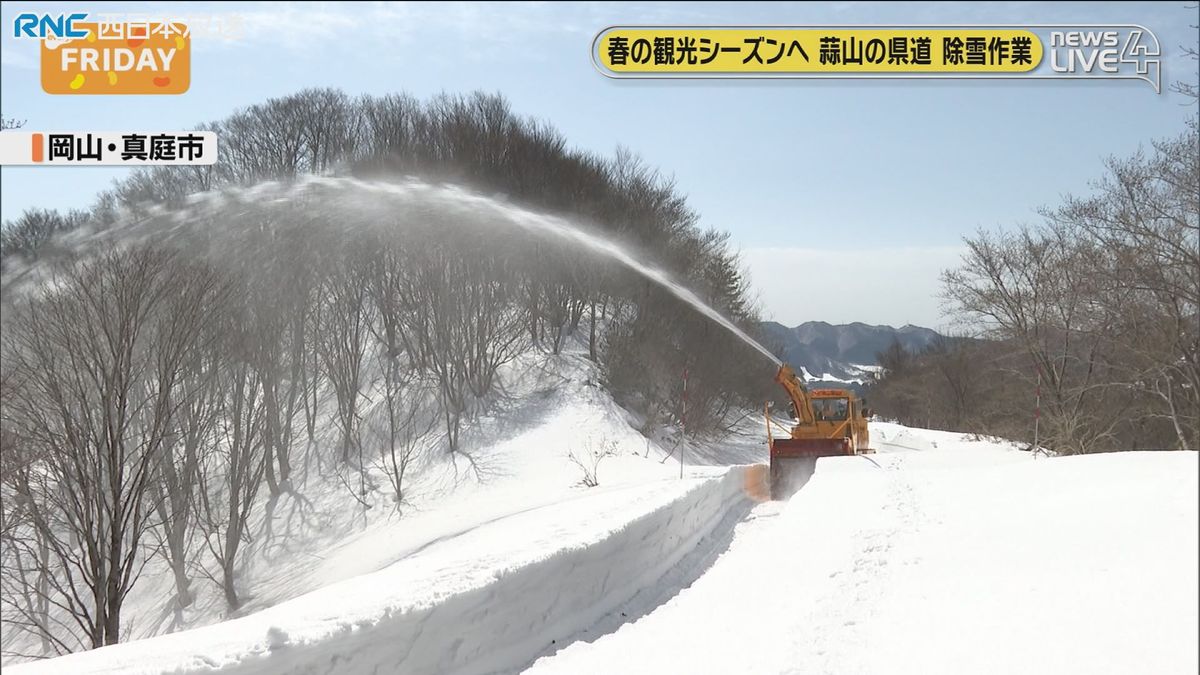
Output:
[804, 454, 924, 671]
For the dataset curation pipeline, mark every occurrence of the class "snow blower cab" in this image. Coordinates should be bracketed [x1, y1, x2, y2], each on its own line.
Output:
[766, 364, 874, 498]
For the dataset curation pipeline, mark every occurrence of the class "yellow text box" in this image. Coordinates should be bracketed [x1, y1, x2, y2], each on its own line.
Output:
[596, 29, 1043, 74]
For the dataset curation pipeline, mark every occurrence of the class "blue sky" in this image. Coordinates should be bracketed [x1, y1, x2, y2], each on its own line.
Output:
[1, 1, 1195, 328]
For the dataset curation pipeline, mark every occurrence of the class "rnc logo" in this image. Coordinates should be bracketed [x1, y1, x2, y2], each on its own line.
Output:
[12, 13, 89, 39]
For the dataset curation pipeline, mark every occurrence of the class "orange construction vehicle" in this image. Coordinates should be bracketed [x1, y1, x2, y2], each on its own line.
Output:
[766, 363, 874, 498]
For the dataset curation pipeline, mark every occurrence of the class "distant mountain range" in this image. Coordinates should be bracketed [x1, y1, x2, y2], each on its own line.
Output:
[758, 321, 942, 383]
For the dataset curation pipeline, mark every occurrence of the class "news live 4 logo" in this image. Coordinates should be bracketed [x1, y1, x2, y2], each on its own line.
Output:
[1048, 29, 1158, 76]
[14, 12, 189, 95]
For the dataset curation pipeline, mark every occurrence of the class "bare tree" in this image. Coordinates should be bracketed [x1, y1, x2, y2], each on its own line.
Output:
[1045, 130, 1199, 450]
[942, 224, 1127, 452]
[567, 437, 619, 488]
[1, 434, 59, 658]
[402, 241, 526, 453]
[1, 247, 231, 648]
[0, 209, 88, 267]
[315, 252, 374, 465]
[248, 250, 317, 497]
[1169, 3, 1199, 102]
[148, 337, 223, 611]
[365, 243, 433, 503]
[195, 308, 268, 612]
[934, 125, 1198, 452]
[366, 375, 435, 506]
[216, 88, 361, 184]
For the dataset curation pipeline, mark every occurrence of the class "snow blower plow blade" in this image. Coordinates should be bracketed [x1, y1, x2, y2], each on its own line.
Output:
[769, 438, 852, 499]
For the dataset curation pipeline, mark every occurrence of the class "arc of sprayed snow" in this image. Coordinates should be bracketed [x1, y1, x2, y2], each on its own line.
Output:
[321, 176, 782, 368]
[128, 174, 784, 368]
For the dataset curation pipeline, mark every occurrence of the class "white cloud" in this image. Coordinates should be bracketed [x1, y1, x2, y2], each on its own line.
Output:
[740, 245, 966, 330]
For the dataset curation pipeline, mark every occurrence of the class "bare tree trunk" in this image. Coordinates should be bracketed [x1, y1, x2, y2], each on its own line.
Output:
[589, 299, 598, 360]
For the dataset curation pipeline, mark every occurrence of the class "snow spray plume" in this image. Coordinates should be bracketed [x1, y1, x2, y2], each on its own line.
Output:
[4, 175, 782, 367]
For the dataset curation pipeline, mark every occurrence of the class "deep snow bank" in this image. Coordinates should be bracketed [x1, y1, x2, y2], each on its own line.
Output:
[10, 465, 764, 675]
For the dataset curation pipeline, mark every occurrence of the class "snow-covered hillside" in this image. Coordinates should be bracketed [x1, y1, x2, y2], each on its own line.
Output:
[7, 353, 1197, 675]
[4, 340, 767, 673]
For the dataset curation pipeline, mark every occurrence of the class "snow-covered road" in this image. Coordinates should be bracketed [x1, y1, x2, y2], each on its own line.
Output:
[528, 427, 1199, 675]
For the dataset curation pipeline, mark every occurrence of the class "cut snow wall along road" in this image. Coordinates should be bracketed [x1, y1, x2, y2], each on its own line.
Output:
[11, 466, 766, 675]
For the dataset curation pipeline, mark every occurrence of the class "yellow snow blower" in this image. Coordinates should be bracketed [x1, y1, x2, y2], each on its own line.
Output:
[766, 364, 874, 498]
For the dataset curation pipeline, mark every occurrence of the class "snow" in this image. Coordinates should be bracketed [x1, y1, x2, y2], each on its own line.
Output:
[527, 432, 1199, 675]
[797, 365, 877, 385]
[0, 341, 748, 649]
[7, 342, 1196, 675]
[9, 467, 764, 675]
[3, 342, 767, 674]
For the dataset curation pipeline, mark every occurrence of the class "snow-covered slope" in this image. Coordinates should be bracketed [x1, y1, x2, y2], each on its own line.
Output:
[11, 468, 765, 675]
[5, 341, 768, 673]
[528, 427, 1199, 675]
[103, 346, 721, 639]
